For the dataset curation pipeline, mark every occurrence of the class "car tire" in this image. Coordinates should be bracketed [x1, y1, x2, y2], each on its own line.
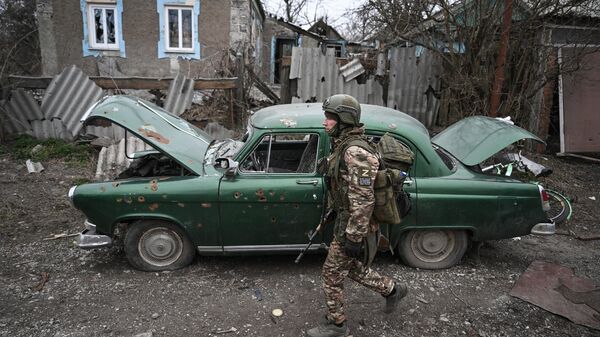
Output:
[398, 229, 468, 269]
[124, 220, 195, 271]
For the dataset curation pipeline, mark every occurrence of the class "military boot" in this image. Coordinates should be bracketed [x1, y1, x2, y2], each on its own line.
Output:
[384, 281, 408, 313]
[306, 320, 349, 337]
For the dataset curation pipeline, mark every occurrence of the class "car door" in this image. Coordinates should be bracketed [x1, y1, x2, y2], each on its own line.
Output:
[218, 132, 326, 252]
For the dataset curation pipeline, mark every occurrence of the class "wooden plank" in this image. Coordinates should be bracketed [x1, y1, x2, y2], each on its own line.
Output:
[9, 75, 238, 90]
[91, 77, 172, 90]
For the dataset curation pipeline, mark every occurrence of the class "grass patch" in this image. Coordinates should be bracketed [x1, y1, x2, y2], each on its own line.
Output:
[11, 135, 95, 166]
[74, 177, 92, 185]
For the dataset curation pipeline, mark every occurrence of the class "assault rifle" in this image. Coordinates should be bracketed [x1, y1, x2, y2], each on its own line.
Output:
[294, 209, 335, 264]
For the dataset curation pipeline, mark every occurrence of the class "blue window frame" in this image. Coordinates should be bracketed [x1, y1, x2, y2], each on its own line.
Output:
[158, 0, 200, 59]
[81, 0, 126, 57]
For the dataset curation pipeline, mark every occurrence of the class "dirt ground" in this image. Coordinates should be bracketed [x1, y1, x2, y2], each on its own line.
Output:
[0, 143, 599, 337]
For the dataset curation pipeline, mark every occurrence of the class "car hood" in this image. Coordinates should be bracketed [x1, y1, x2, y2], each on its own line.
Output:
[431, 116, 544, 166]
[82, 96, 212, 175]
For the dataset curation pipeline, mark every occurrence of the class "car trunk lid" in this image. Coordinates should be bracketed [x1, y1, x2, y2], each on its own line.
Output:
[431, 116, 544, 166]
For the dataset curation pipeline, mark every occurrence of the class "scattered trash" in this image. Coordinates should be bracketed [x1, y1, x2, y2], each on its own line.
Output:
[43, 233, 79, 241]
[272, 308, 283, 317]
[133, 332, 153, 337]
[510, 260, 600, 330]
[151, 313, 160, 319]
[216, 327, 237, 334]
[589, 196, 596, 201]
[31, 144, 44, 155]
[33, 272, 50, 292]
[439, 315, 450, 322]
[26, 159, 44, 173]
[253, 289, 263, 301]
[512, 237, 522, 241]
[416, 297, 429, 304]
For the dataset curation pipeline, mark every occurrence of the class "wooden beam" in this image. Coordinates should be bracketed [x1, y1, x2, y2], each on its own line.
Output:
[8, 75, 238, 90]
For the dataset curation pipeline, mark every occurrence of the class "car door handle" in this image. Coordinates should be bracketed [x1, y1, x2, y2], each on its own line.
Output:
[403, 178, 414, 186]
[296, 179, 319, 186]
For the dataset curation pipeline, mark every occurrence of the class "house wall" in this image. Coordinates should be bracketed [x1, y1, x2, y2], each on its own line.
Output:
[41, 0, 231, 77]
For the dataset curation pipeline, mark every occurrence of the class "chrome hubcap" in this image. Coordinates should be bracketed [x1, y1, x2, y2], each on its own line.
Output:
[411, 230, 455, 263]
[138, 227, 183, 267]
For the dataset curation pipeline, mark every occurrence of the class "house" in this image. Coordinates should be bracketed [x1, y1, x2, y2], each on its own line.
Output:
[260, 15, 322, 84]
[308, 18, 347, 57]
[35, 0, 265, 78]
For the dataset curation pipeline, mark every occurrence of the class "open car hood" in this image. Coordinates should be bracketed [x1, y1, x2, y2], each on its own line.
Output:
[82, 96, 212, 175]
[431, 116, 544, 166]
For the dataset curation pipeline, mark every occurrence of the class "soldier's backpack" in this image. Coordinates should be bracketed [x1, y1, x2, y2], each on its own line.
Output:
[334, 133, 414, 225]
[373, 133, 414, 224]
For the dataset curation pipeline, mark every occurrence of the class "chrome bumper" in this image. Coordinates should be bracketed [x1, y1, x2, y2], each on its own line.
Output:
[75, 220, 112, 249]
[531, 222, 556, 235]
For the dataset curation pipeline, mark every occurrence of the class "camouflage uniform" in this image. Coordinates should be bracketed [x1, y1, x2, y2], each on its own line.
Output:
[323, 127, 394, 325]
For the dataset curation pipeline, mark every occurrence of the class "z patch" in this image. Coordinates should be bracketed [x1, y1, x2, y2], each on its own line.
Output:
[358, 177, 372, 186]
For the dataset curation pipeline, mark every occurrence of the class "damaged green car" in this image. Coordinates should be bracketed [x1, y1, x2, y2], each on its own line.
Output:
[69, 95, 554, 271]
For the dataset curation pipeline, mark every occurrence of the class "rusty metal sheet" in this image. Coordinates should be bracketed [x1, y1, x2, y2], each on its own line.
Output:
[41, 65, 103, 138]
[387, 47, 442, 129]
[3, 89, 40, 135]
[164, 74, 194, 116]
[510, 260, 600, 330]
[561, 49, 600, 153]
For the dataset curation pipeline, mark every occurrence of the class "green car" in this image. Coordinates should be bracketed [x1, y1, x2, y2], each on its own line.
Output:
[70, 96, 553, 271]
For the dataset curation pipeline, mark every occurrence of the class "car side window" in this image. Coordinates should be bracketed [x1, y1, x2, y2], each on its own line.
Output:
[240, 133, 319, 174]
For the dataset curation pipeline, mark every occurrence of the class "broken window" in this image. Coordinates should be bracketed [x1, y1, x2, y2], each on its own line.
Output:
[87, 4, 120, 50]
[240, 133, 320, 174]
[165, 6, 194, 52]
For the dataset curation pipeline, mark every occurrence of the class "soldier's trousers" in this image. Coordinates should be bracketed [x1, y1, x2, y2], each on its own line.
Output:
[322, 239, 394, 324]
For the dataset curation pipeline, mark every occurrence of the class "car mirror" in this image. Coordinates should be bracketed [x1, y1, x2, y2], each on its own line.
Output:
[215, 158, 239, 177]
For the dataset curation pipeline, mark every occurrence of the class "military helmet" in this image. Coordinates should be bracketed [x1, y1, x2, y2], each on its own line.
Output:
[322, 94, 362, 126]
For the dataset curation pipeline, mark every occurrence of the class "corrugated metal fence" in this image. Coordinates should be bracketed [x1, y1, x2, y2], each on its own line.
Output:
[290, 46, 442, 128]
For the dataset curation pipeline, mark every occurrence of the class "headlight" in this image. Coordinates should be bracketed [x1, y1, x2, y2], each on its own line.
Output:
[68, 186, 77, 207]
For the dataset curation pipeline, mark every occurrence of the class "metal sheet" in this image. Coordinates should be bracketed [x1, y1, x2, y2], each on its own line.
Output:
[510, 260, 600, 330]
[41, 65, 103, 138]
[3, 89, 40, 135]
[387, 47, 442, 128]
[84, 125, 126, 141]
[95, 136, 149, 181]
[30, 119, 70, 140]
[290, 47, 384, 105]
[164, 74, 194, 116]
[339, 58, 365, 82]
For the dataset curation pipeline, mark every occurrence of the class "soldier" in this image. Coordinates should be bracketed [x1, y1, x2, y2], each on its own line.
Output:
[307, 94, 408, 337]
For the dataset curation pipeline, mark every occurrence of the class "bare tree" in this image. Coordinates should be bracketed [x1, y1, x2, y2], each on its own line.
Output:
[0, 0, 40, 92]
[262, 0, 325, 27]
[350, 0, 600, 130]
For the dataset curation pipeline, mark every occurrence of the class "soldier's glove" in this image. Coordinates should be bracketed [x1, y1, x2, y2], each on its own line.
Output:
[344, 239, 362, 259]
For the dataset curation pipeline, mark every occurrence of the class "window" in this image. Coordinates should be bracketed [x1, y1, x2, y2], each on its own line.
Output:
[241, 133, 319, 174]
[88, 4, 119, 50]
[157, 1, 199, 59]
[81, 0, 125, 57]
[165, 6, 194, 52]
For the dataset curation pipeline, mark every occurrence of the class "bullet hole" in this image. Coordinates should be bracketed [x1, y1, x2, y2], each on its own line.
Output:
[138, 196, 145, 203]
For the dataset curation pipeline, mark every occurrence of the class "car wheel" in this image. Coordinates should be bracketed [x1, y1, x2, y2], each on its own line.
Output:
[124, 220, 195, 271]
[398, 230, 468, 269]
